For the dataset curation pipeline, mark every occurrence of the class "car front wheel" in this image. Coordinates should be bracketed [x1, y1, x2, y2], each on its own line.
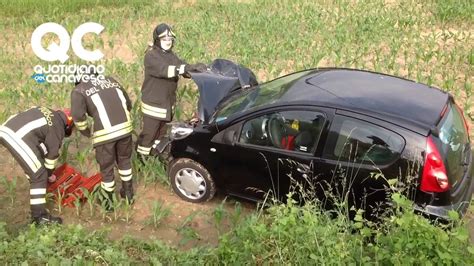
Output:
[168, 158, 216, 203]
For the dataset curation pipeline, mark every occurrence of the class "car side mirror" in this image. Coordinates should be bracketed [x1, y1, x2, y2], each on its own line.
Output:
[223, 130, 237, 146]
[211, 122, 242, 146]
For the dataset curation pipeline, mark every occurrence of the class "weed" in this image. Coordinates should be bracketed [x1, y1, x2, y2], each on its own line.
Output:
[121, 198, 134, 224]
[73, 195, 81, 217]
[1, 176, 17, 206]
[81, 185, 100, 217]
[213, 198, 228, 235]
[176, 211, 201, 246]
[135, 156, 169, 187]
[145, 200, 172, 228]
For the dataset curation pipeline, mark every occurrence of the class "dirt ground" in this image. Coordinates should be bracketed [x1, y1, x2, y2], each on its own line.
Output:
[0, 144, 473, 247]
[0, 145, 256, 249]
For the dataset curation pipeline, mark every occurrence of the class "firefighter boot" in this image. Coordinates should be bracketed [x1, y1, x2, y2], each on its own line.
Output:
[120, 180, 134, 204]
[31, 211, 63, 225]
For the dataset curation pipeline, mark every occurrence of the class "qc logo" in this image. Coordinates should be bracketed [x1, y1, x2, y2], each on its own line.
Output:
[31, 73, 46, 83]
[31, 22, 104, 63]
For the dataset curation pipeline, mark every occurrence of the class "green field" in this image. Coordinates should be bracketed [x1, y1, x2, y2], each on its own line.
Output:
[0, 0, 473, 264]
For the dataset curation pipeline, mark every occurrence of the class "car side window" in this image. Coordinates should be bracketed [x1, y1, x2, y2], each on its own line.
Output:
[323, 116, 405, 165]
[239, 110, 325, 153]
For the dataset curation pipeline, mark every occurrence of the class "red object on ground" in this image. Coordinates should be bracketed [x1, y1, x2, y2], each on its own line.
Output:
[47, 163, 102, 207]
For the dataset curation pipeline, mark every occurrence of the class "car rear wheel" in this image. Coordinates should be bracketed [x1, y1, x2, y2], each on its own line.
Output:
[168, 158, 216, 203]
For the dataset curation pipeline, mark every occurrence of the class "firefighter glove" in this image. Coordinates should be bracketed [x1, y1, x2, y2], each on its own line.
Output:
[185, 63, 208, 74]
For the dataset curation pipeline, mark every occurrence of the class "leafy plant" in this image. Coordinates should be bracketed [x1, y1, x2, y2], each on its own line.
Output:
[81, 185, 100, 217]
[176, 211, 201, 246]
[145, 200, 171, 228]
[1, 176, 17, 205]
[213, 198, 228, 235]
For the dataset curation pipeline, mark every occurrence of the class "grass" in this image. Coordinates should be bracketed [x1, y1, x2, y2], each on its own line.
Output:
[1, 193, 473, 264]
[145, 200, 172, 228]
[0, 176, 17, 205]
[0, 0, 152, 18]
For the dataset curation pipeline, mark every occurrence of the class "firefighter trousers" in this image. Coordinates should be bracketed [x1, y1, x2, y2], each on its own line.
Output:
[136, 116, 167, 156]
[95, 135, 133, 193]
[0, 139, 48, 218]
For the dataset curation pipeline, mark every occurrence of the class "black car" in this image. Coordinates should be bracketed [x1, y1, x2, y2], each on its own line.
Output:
[166, 60, 473, 221]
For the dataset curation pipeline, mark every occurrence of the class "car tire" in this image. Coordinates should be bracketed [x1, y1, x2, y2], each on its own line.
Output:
[168, 158, 216, 203]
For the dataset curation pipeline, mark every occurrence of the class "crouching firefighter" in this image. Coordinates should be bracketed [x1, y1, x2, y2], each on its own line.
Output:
[136, 23, 207, 158]
[0, 107, 73, 225]
[71, 75, 134, 209]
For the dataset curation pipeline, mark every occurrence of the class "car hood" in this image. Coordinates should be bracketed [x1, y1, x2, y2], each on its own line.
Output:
[190, 59, 258, 124]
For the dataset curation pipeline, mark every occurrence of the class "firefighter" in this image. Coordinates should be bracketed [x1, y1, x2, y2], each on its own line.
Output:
[136, 23, 207, 157]
[0, 107, 73, 225]
[71, 74, 134, 208]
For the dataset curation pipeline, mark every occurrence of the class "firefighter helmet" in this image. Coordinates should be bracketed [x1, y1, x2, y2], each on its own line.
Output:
[62, 108, 74, 137]
[153, 23, 175, 51]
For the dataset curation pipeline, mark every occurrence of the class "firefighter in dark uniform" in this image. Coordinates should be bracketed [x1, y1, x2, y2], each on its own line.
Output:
[136, 23, 207, 157]
[71, 75, 134, 207]
[0, 107, 73, 224]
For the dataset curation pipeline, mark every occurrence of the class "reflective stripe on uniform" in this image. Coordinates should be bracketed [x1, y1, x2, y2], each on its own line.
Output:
[30, 198, 46, 205]
[16, 118, 47, 138]
[167, 65, 176, 78]
[93, 121, 132, 138]
[115, 88, 131, 121]
[91, 94, 112, 128]
[30, 188, 46, 195]
[178, 64, 186, 75]
[137, 145, 151, 155]
[118, 169, 132, 176]
[120, 174, 132, 182]
[93, 126, 132, 144]
[101, 181, 115, 192]
[75, 120, 88, 130]
[119, 168, 132, 181]
[39, 143, 48, 155]
[44, 158, 58, 170]
[152, 140, 161, 149]
[141, 102, 167, 119]
[92, 121, 132, 144]
[0, 126, 41, 173]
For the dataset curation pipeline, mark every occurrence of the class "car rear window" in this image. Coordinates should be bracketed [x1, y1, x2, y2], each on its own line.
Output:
[436, 103, 470, 187]
[323, 116, 405, 165]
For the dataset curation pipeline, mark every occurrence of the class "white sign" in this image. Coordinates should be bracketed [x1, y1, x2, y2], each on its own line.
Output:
[31, 22, 104, 63]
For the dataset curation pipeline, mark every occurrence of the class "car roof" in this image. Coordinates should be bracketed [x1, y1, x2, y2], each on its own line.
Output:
[272, 68, 450, 134]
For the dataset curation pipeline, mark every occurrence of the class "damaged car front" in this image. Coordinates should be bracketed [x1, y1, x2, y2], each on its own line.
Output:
[158, 60, 258, 201]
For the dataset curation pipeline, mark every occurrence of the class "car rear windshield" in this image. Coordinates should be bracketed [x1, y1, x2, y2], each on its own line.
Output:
[213, 70, 314, 123]
[436, 103, 470, 187]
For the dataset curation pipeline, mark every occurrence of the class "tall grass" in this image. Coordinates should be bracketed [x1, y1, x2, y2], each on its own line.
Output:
[0, 0, 152, 18]
[0, 1, 471, 132]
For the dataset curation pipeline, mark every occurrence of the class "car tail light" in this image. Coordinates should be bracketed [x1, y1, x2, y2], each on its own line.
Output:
[420, 136, 450, 193]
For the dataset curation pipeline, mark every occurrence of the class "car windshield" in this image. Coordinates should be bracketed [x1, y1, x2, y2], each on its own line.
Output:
[212, 70, 314, 123]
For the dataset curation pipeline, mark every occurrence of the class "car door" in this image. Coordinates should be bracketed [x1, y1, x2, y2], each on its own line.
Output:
[318, 112, 407, 218]
[210, 107, 333, 202]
